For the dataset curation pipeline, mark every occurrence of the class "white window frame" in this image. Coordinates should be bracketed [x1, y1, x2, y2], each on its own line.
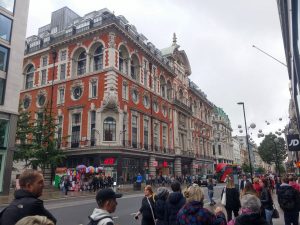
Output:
[57, 87, 65, 105]
[89, 78, 98, 99]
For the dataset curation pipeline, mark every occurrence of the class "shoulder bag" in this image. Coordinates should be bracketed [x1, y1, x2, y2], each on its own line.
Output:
[221, 187, 226, 205]
[146, 196, 157, 225]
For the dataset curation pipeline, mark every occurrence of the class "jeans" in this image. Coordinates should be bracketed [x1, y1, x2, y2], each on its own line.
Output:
[284, 211, 299, 225]
[208, 190, 214, 203]
[264, 209, 273, 225]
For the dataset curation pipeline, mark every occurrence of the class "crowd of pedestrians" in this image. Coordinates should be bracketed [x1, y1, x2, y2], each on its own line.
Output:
[1, 169, 300, 225]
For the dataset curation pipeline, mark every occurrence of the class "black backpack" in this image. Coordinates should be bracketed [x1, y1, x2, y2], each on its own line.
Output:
[87, 216, 113, 225]
[280, 187, 297, 210]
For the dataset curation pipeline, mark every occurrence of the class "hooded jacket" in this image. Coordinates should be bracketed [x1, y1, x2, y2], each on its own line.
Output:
[277, 183, 300, 212]
[177, 201, 216, 225]
[0, 189, 56, 225]
[227, 209, 268, 225]
[165, 192, 186, 225]
[89, 208, 114, 225]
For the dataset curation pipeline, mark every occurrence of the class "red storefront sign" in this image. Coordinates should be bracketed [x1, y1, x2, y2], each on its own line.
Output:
[163, 161, 168, 167]
[104, 158, 115, 165]
[152, 161, 158, 167]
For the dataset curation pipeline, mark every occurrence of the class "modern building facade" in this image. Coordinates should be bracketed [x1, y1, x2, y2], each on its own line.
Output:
[20, 7, 214, 182]
[212, 106, 233, 166]
[277, 0, 300, 171]
[0, 0, 30, 194]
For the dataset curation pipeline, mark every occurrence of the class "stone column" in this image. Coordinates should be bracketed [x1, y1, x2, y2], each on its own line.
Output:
[191, 159, 197, 176]
[149, 155, 156, 177]
[174, 157, 182, 177]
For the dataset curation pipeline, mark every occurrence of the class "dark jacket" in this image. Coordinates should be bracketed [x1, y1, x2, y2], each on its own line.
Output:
[234, 213, 268, 225]
[154, 197, 167, 225]
[223, 187, 240, 211]
[139, 196, 156, 225]
[214, 211, 227, 225]
[165, 192, 186, 225]
[277, 183, 300, 212]
[177, 201, 216, 225]
[0, 189, 57, 225]
[260, 187, 273, 210]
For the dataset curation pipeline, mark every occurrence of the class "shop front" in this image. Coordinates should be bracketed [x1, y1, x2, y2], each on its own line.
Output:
[155, 160, 174, 177]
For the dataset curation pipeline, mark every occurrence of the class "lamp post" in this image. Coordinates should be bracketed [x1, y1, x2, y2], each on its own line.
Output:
[274, 137, 280, 177]
[237, 102, 254, 183]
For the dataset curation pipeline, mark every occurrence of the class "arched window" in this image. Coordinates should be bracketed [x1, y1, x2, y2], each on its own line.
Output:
[77, 51, 86, 75]
[119, 45, 129, 75]
[25, 65, 34, 89]
[130, 54, 139, 80]
[167, 80, 172, 100]
[160, 76, 166, 98]
[103, 117, 116, 141]
[93, 45, 103, 71]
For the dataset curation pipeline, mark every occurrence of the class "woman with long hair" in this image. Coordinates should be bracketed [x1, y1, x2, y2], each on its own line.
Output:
[135, 185, 156, 225]
[260, 179, 274, 225]
[241, 181, 258, 197]
[221, 177, 240, 222]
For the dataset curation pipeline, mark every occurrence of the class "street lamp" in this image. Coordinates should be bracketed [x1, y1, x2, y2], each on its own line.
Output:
[274, 137, 280, 177]
[237, 102, 254, 183]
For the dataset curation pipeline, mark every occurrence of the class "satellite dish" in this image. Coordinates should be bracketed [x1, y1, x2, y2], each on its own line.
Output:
[279, 118, 282, 121]
[239, 130, 243, 133]
[238, 125, 242, 128]
[258, 129, 262, 133]
[250, 123, 256, 129]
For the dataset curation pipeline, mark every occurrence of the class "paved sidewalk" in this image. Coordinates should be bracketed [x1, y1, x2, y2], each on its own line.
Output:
[0, 184, 139, 205]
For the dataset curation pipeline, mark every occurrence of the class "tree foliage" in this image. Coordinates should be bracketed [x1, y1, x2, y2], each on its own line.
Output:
[242, 163, 250, 173]
[258, 133, 287, 165]
[255, 166, 266, 174]
[15, 104, 65, 172]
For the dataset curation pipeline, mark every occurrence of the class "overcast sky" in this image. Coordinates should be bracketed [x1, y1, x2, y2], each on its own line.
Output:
[26, 0, 289, 144]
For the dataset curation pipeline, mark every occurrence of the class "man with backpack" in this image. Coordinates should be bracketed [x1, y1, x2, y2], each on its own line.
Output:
[88, 188, 122, 225]
[277, 176, 300, 225]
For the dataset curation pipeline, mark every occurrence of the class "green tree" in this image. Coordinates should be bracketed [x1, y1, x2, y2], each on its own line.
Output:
[30, 105, 65, 172]
[15, 104, 65, 180]
[14, 106, 35, 165]
[242, 163, 250, 173]
[258, 134, 287, 165]
[255, 166, 266, 174]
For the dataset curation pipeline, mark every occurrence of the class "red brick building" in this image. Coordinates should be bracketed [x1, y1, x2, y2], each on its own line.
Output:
[20, 7, 214, 182]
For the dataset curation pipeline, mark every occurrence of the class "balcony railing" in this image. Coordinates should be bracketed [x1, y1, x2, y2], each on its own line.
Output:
[173, 98, 192, 115]
[61, 139, 175, 155]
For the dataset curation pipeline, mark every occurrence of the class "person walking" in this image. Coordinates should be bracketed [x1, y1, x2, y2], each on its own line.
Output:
[240, 175, 248, 191]
[0, 170, 57, 225]
[135, 185, 156, 225]
[165, 181, 186, 225]
[63, 176, 71, 196]
[277, 176, 300, 225]
[154, 187, 169, 225]
[227, 194, 268, 225]
[177, 183, 219, 225]
[221, 177, 240, 222]
[253, 177, 263, 197]
[88, 188, 122, 225]
[260, 179, 274, 225]
[207, 178, 216, 206]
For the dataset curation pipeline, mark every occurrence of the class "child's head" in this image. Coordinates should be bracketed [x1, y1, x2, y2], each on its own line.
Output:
[215, 206, 223, 214]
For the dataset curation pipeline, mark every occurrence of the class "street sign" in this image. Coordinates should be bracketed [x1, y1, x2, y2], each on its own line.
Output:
[287, 134, 300, 151]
